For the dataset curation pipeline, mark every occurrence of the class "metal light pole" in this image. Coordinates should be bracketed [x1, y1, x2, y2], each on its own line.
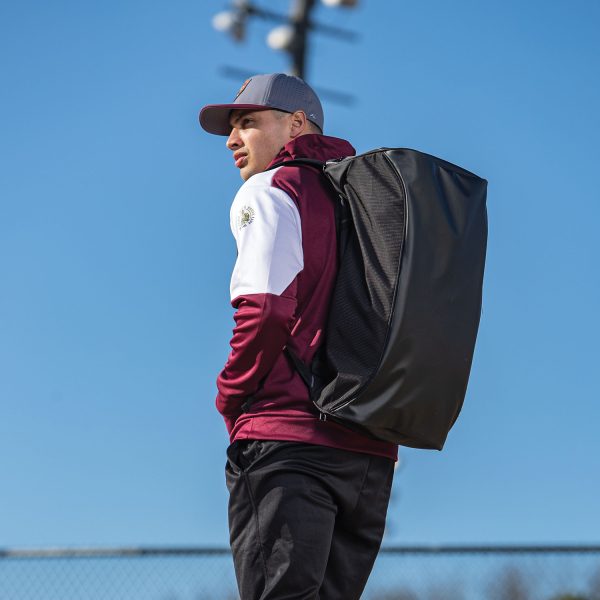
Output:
[287, 0, 316, 79]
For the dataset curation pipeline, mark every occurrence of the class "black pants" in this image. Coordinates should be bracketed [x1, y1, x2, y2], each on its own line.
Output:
[226, 440, 394, 600]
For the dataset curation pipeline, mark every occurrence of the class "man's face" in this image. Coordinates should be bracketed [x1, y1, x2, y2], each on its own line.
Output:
[226, 109, 292, 181]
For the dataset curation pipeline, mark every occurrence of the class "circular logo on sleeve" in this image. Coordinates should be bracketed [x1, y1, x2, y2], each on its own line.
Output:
[237, 205, 255, 230]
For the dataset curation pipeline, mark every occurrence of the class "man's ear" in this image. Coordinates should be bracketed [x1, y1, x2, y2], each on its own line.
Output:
[289, 110, 309, 139]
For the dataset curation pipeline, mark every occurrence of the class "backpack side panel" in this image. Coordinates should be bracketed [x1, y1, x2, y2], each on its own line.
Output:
[313, 150, 407, 413]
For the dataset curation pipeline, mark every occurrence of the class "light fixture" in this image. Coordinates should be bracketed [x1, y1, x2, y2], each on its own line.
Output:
[212, 10, 246, 41]
[266, 25, 295, 51]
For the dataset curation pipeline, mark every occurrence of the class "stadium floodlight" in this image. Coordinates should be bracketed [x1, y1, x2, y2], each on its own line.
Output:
[266, 25, 295, 51]
[321, 0, 358, 7]
[212, 10, 246, 41]
[212, 0, 358, 82]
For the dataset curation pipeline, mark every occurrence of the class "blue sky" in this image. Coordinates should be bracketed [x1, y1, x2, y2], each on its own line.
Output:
[1, 0, 599, 549]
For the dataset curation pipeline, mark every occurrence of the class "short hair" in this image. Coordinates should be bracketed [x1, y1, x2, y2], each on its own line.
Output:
[273, 109, 322, 134]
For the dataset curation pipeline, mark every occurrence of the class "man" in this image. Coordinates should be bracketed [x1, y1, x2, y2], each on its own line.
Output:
[199, 73, 397, 600]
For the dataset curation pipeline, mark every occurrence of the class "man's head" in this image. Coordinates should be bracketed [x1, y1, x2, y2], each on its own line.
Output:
[224, 108, 321, 181]
[199, 73, 324, 180]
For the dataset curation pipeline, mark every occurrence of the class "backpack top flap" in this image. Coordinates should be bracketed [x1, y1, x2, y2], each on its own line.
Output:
[317, 148, 488, 449]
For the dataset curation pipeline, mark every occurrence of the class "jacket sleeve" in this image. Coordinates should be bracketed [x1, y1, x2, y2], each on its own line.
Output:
[216, 181, 303, 434]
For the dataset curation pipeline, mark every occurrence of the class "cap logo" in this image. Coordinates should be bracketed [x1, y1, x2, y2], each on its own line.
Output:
[234, 79, 251, 100]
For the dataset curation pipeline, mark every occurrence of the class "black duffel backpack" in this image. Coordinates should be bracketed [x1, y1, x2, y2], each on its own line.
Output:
[273, 148, 488, 450]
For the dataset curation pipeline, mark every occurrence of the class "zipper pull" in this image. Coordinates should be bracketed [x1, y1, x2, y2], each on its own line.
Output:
[319, 412, 328, 422]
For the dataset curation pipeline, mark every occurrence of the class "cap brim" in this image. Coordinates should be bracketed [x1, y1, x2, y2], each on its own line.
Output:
[199, 104, 272, 136]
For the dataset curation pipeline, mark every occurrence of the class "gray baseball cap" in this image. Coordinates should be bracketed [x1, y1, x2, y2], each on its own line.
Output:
[199, 73, 324, 136]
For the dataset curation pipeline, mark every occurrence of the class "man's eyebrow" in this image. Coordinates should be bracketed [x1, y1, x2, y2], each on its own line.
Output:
[229, 111, 256, 127]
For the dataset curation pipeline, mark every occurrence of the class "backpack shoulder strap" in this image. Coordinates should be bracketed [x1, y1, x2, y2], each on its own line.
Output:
[263, 157, 352, 398]
[266, 158, 326, 172]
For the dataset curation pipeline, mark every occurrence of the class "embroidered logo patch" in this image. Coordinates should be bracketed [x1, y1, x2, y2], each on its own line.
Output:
[235, 78, 251, 100]
[237, 205, 255, 230]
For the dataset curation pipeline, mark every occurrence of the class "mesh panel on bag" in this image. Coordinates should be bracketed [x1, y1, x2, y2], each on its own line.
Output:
[317, 151, 406, 409]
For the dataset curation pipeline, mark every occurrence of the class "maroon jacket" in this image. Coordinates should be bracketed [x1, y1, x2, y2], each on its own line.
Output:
[216, 134, 397, 460]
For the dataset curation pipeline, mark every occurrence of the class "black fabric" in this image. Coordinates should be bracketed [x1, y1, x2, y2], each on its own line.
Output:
[315, 149, 487, 449]
[226, 440, 394, 600]
[315, 151, 407, 409]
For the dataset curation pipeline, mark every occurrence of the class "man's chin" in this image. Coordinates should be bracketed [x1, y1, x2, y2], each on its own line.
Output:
[239, 165, 254, 181]
[239, 160, 272, 181]
[239, 164, 262, 181]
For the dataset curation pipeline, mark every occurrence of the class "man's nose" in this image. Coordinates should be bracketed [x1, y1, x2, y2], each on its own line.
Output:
[226, 128, 241, 150]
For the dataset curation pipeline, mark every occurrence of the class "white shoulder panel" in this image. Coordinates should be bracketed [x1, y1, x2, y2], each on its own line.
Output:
[229, 168, 303, 300]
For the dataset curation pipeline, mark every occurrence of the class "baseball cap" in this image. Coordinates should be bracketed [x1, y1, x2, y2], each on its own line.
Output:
[199, 73, 324, 136]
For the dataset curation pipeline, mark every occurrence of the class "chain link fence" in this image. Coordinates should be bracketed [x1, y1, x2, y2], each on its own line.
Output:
[1, 545, 599, 600]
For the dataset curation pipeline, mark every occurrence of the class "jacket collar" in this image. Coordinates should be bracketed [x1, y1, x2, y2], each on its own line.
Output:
[267, 134, 356, 169]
